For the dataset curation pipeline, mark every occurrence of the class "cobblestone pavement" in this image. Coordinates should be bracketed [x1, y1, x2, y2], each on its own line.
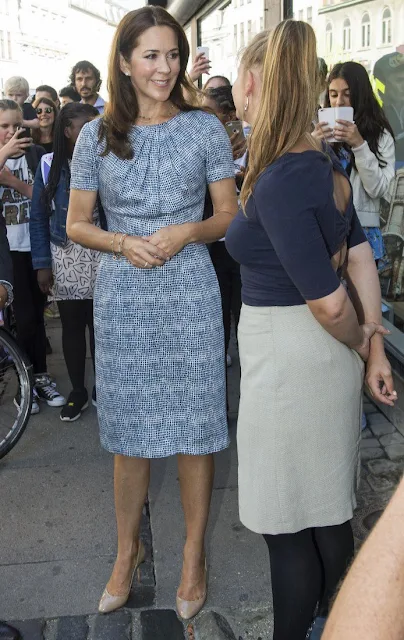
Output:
[4, 317, 403, 640]
[7, 396, 404, 640]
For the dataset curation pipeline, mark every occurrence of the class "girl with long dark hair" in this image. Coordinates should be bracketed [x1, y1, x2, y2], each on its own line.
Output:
[30, 102, 100, 421]
[31, 96, 58, 153]
[313, 61, 395, 264]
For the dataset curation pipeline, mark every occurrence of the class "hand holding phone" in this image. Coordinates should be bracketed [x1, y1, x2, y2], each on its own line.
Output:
[196, 46, 210, 60]
[3, 129, 33, 157]
[317, 107, 354, 143]
[225, 121, 244, 143]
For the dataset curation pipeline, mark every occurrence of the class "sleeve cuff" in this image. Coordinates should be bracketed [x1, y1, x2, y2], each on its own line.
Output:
[352, 141, 368, 153]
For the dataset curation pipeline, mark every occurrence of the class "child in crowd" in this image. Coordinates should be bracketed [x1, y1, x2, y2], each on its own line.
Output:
[0, 99, 65, 414]
[4, 76, 39, 133]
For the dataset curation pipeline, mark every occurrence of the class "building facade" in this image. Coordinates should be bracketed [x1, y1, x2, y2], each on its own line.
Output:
[0, 0, 127, 97]
[317, 0, 404, 71]
[172, 0, 272, 84]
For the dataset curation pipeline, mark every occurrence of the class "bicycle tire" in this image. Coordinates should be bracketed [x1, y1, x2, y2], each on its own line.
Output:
[0, 328, 33, 459]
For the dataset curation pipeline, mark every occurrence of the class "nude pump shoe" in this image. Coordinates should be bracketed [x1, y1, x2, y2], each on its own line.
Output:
[98, 540, 146, 614]
[176, 559, 207, 620]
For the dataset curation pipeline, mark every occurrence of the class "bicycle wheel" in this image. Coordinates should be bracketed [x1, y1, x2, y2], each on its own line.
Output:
[0, 328, 33, 459]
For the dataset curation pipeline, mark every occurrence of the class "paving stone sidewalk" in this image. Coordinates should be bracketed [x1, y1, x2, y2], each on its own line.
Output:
[7, 396, 404, 640]
[3, 319, 404, 640]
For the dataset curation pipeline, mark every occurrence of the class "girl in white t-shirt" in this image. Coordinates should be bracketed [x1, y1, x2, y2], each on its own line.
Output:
[0, 99, 65, 414]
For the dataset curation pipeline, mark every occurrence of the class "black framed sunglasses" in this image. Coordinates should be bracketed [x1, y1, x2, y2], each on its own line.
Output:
[36, 107, 53, 115]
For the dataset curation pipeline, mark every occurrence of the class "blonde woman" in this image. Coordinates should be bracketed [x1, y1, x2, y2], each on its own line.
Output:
[226, 22, 397, 639]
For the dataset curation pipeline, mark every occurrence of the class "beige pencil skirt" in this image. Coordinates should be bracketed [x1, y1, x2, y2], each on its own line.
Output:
[237, 303, 364, 535]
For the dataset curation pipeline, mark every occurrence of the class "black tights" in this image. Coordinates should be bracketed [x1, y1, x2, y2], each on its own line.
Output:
[263, 521, 354, 640]
[57, 300, 95, 392]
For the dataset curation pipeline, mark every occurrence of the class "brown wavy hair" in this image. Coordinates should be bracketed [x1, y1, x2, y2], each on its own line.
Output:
[240, 20, 319, 210]
[99, 6, 199, 159]
[32, 96, 58, 146]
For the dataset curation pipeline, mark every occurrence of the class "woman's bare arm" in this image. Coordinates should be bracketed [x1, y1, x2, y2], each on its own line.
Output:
[323, 476, 404, 640]
[345, 241, 396, 405]
[144, 177, 238, 258]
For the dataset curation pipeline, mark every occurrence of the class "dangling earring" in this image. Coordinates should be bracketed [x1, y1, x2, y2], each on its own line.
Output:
[125, 72, 130, 76]
[244, 96, 249, 112]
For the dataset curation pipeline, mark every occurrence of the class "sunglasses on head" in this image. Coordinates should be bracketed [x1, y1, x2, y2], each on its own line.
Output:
[36, 107, 53, 115]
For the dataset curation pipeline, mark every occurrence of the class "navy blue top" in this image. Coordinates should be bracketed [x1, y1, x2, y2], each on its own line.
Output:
[225, 149, 367, 306]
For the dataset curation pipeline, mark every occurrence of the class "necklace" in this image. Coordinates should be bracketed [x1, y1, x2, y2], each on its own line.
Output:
[138, 104, 176, 122]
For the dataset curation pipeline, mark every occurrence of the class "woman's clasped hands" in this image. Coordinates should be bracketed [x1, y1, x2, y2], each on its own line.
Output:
[122, 224, 191, 269]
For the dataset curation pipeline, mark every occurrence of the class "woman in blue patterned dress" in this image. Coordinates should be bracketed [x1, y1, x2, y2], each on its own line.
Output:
[66, 6, 237, 620]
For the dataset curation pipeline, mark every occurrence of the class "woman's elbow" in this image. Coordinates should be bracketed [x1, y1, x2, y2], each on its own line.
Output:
[308, 291, 348, 326]
[66, 216, 79, 242]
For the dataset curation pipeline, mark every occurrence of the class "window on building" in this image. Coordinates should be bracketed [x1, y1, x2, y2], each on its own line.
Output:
[361, 13, 370, 48]
[260, 17, 264, 31]
[307, 7, 312, 24]
[240, 22, 245, 48]
[326, 22, 333, 53]
[343, 17, 351, 51]
[382, 7, 392, 44]
[234, 24, 237, 53]
[247, 20, 252, 42]
[0, 29, 11, 59]
[240, 0, 244, 6]
[298, 9, 304, 20]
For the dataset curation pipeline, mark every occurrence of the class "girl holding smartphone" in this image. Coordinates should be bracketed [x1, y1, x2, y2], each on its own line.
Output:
[312, 61, 395, 265]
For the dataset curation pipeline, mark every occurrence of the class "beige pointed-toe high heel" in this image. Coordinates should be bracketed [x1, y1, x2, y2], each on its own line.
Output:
[98, 540, 146, 614]
[176, 559, 207, 620]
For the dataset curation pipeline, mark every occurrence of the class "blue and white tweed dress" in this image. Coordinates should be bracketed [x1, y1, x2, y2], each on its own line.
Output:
[70, 111, 234, 457]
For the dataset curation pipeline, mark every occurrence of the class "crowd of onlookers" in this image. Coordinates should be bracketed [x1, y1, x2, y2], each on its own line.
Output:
[0, 61, 105, 419]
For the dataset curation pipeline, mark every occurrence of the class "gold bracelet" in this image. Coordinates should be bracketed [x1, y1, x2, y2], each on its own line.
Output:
[111, 232, 119, 260]
[117, 233, 128, 258]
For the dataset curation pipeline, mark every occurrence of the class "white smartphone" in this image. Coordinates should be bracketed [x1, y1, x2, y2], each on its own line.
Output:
[196, 46, 210, 60]
[318, 106, 354, 143]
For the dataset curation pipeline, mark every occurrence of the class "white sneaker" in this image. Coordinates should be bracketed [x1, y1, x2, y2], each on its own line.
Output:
[31, 389, 40, 414]
[226, 353, 232, 367]
[14, 388, 40, 415]
[34, 374, 66, 407]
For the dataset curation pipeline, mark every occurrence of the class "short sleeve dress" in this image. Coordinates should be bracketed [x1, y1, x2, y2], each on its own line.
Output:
[70, 110, 234, 458]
